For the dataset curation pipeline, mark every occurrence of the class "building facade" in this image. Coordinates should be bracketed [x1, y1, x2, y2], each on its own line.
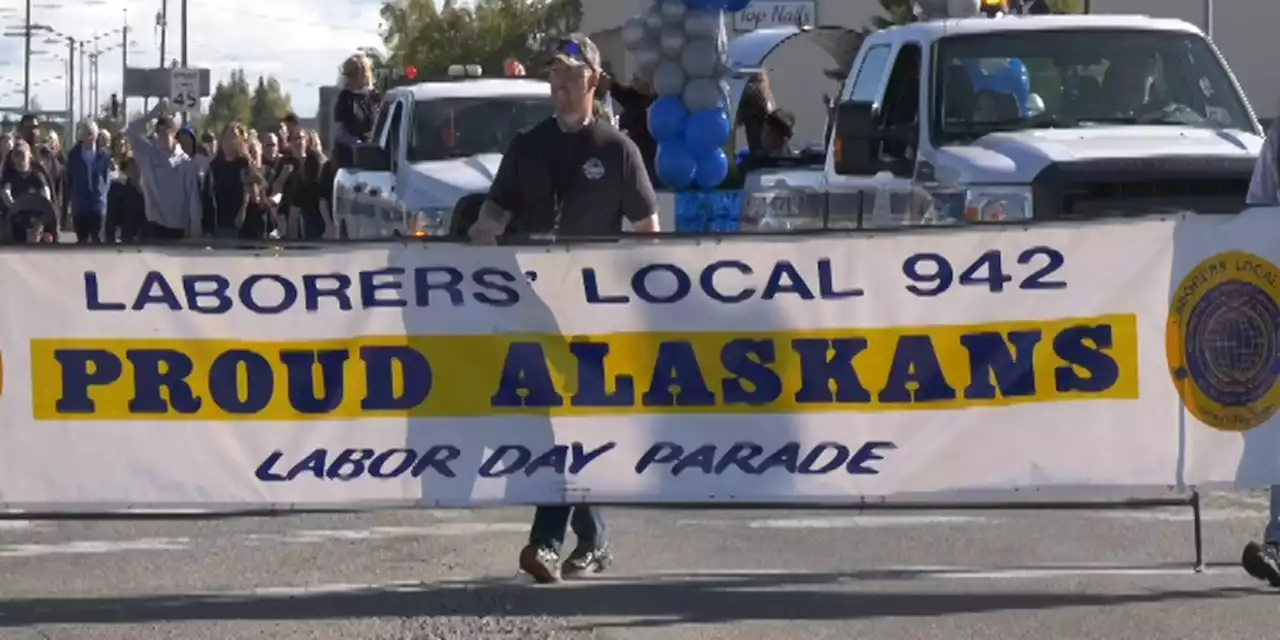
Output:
[584, 0, 1280, 127]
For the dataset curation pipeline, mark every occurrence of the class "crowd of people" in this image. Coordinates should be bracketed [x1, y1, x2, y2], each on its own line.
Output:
[0, 106, 337, 244]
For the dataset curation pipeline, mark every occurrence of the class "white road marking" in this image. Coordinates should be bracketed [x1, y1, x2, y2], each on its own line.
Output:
[740, 515, 992, 529]
[257, 522, 529, 544]
[1086, 508, 1264, 522]
[0, 537, 190, 557]
[0, 521, 34, 530]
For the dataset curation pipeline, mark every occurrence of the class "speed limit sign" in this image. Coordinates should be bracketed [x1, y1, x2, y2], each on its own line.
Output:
[169, 68, 201, 111]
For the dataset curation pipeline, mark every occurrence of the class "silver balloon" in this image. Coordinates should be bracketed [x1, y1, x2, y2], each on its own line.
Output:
[683, 77, 728, 112]
[659, 25, 686, 58]
[644, 5, 664, 33]
[683, 9, 720, 40]
[660, 0, 686, 23]
[680, 39, 719, 78]
[653, 60, 687, 97]
[622, 17, 648, 50]
[632, 40, 662, 75]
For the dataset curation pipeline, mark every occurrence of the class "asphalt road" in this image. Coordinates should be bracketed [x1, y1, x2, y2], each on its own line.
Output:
[0, 491, 1275, 639]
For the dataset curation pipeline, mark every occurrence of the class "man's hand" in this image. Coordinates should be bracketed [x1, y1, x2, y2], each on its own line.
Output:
[468, 216, 504, 245]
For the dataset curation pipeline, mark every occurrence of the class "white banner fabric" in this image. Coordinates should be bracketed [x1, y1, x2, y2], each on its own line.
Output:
[0, 215, 1207, 508]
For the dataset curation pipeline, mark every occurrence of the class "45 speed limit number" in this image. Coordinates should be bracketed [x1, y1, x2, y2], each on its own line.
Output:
[170, 68, 200, 111]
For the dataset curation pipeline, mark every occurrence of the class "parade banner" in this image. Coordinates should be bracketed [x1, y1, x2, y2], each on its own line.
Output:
[0, 217, 1189, 509]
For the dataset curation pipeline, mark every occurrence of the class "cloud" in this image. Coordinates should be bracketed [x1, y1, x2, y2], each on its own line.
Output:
[0, 0, 386, 119]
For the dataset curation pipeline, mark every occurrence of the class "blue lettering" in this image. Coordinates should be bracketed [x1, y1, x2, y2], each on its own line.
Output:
[700, 260, 754, 303]
[761, 261, 814, 300]
[54, 349, 123, 412]
[254, 445, 461, 482]
[239, 274, 298, 315]
[641, 341, 715, 406]
[961, 330, 1042, 399]
[569, 341, 635, 407]
[582, 267, 629, 304]
[472, 268, 520, 306]
[127, 349, 201, 413]
[491, 342, 564, 407]
[360, 346, 432, 410]
[792, 338, 871, 403]
[183, 274, 232, 314]
[879, 335, 957, 403]
[360, 267, 408, 308]
[302, 274, 353, 311]
[280, 350, 349, 414]
[720, 339, 782, 405]
[478, 445, 531, 477]
[632, 263, 691, 304]
[1053, 324, 1119, 392]
[83, 271, 126, 311]
[413, 267, 464, 306]
[132, 271, 181, 311]
[208, 350, 273, 413]
[635, 441, 894, 476]
[818, 258, 864, 299]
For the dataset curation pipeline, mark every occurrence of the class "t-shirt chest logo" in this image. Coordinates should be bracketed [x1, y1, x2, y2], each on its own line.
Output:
[582, 157, 605, 180]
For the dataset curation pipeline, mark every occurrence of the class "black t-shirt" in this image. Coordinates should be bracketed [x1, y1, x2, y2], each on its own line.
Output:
[207, 155, 251, 229]
[280, 151, 327, 219]
[487, 118, 657, 237]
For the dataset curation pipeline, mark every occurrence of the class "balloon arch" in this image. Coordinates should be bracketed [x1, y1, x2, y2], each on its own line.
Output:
[621, 0, 752, 190]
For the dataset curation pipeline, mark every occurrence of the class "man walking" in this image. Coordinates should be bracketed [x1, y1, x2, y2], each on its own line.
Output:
[63, 120, 112, 243]
[1239, 117, 1280, 585]
[468, 33, 660, 584]
[125, 100, 203, 240]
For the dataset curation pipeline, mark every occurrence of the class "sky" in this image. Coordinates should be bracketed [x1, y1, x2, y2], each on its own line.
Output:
[0, 0, 395, 120]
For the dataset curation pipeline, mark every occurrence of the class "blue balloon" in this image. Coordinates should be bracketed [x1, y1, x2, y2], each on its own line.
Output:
[684, 108, 731, 153]
[724, 0, 751, 11]
[656, 142, 697, 190]
[648, 96, 689, 144]
[693, 147, 729, 189]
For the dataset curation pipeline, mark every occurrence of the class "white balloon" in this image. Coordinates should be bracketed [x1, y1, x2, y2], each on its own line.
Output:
[633, 41, 662, 75]
[659, 26, 686, 58]
[683, 10, 720, 40]
[661, 0, 686, 23]
[644, 5, 664, 33]
[653, 60, 687, 97]
[683, 77, 728, 112]
[622, 17, 648, 50]
[680, 39, 719, 78]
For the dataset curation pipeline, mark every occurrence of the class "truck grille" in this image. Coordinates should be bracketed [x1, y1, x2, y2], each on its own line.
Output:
[1031, 157, 1256, 220]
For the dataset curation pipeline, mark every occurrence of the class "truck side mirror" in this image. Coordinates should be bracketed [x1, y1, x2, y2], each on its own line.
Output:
[832, 101, 918, 177]
[354, 143, 391, 172]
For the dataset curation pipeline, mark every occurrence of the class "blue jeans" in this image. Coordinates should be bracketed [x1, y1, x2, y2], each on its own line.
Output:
[528, 506, 607, 553]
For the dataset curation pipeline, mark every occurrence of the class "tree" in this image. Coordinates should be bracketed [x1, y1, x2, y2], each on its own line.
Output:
[200, 69, 253, 138]
[1045, 0, 1084, 13]
[380, 0, 582, 77]
[250, 75, 293, 135]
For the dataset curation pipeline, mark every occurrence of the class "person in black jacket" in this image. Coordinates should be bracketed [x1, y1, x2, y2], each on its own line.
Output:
[602, 71, 657, 185]
[105, 158, 146, 243]
[203, 123, 252, 239]
[332, 54, 380, 168]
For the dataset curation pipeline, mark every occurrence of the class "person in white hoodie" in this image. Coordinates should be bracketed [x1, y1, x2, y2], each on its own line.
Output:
[125, 100, 202, 240]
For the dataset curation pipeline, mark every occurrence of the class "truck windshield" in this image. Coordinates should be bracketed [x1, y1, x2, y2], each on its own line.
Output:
[408, 96, 552, 162]
[934, 29, 1253, 140]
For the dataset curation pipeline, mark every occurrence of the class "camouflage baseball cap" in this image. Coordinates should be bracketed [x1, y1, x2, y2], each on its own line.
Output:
[550, 33, 602, 72]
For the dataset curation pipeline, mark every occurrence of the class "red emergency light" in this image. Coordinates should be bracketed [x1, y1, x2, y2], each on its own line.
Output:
[980, 0, 1007, 15]
[404, 66, 418, 80]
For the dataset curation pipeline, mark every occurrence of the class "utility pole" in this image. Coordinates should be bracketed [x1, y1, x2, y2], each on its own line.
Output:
[180, 0, 187, 68]
[66, 36, 74, 124]
[1203, 0, 1213, 39]
[121, 9, 128, 119]
[22, 0, 31, 111]
[159, 0, 167, 75]
[78, 42, 85, 121]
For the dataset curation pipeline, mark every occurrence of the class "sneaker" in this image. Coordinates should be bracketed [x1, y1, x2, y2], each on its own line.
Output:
[518, 544, 561, 584]
[561, 545, 612, 578]
[1241, 541, 1280, 586]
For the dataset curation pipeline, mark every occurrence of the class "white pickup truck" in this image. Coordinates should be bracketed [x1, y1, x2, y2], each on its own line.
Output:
[331, 73, 552, 239]
[743, 6, 1264, 229]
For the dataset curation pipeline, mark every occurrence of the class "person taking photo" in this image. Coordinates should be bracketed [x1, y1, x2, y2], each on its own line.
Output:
[125, 100, 203, 240]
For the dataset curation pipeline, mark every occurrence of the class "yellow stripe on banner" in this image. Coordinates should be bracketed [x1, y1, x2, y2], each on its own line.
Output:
[29, 314, 1138, 421]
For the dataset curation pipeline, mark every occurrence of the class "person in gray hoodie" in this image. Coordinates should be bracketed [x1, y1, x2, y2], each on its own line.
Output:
[126, 100, 202, 240]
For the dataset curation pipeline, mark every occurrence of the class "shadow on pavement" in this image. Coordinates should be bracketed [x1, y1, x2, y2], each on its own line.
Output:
[0, 570, 1260, 627]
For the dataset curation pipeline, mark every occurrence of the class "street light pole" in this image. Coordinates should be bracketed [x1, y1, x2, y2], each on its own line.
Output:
[121, 9, 128, 118]
[78, 41, 85, 121]
[22, 0, 31, 111]
[66, 36, 74, 124]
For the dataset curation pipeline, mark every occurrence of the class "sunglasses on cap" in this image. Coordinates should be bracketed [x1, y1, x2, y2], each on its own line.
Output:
[551, 38, 594, 69]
